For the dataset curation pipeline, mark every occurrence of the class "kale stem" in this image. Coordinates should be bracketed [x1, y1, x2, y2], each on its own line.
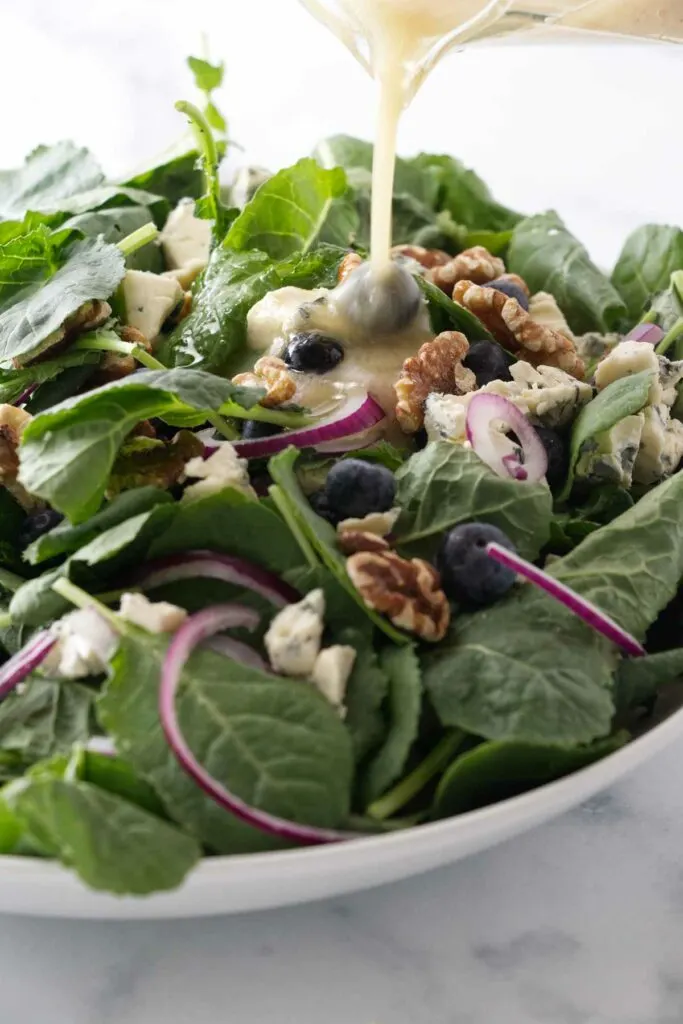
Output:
[73, 331, 131, 357]
[52, 578, 122, 632]
[656, 317, 683, 356]
[206, 413, 239, 441]
[130, 347, 166, 371]
[0, 569, 26, 594]
[117, 222, 159, 257]
[220, 401, 312, 428]
[367, 730, 466, 821]
[175, 100, 221, 224]
[268, 485, 318, 568]
[0, 612, 13, 629]
[639, 309, 658, 325]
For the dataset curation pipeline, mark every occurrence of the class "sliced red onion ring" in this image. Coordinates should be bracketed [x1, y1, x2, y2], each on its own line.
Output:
[486, 542, 645, 658]
[131, 551, 300, 608]
[0, 630, 57, 700]
[203, 634, 270, 672]
[15, 384, 38, 407]
[160, 605, 349, 845]
[466, 393, 548, 484]
[625, 324, 665, 345]
[231, 392, 386, 460]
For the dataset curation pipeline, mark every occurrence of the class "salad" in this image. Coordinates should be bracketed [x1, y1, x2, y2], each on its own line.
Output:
[0, 55, 681, 897]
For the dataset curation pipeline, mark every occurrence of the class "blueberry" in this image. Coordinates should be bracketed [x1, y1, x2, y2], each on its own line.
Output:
[283, 332, 344, 374]
[19, 508, 64, 548]
[309, 489, 337, 524]
[534, 426, 568, 490]
[463, 340, 513, 387]
[488, 277, 530, 311]
[335, 262, 422, 335]
[437, 523, 517, 606]
[241, 420, 283, 440]
[325, 459, 396, 521]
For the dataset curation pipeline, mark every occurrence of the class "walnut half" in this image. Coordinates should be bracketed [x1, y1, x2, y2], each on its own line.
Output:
[394, 331, 476, 433]
[347, 550, 450, 642]
[453, 281, 585, 379]
[233, 356, 297, 408]
[429, 246, 506, 293]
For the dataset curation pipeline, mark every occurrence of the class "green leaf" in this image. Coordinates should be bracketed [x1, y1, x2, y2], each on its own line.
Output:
[0, 489, 28, 572]
[159, 244, 344, 375]
[25, 486, 173, 565]
[0, 351, 99, 407]
[464, 228, 514, 256]
[187, 56, 224, 93]
[122, 150, 204, 207]
[615, 648, 683, 712]
[0, 679, 94, 766]
[434, 734, 627, 817]
[314, 136, 436, 206]
[0, 237, 125, 365]
[0, 798, 23, 853]
[0, 225, 57, 308]
[561, 369, 654, 500]
[25, 362, 99, 415]
[225, 159, 358, 259]
[612, 225, 683, 323]
[394, 443, 553, 561]
[425, 470, 683, 747]
[174, 101, 234, 242]
[18, 368, 257, 522]
[649, 270, 683, 336]
[36, 184, 168, 227]
[508, 212, 628, 335]
[0, 142, 104, 221]
[268, 448, 409, 644]
[343, 635, 390, 764]
[416, 276, 496, 342]
[423, 588, 617, 747]
[6, 776, 200, 894]
[11, 502, 177, 626]
[552, 471, 683, 641]
[98, 631, 354, 854]
[60, 206, 163, 272]
[362, 645, 422, 805]
[408, 153, 523, 232]
[149, 488, 303, 576]
[79, 751, 168, 818]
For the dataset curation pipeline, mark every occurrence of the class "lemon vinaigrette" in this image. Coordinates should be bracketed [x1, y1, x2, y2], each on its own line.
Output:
[299, 0, 682, 267]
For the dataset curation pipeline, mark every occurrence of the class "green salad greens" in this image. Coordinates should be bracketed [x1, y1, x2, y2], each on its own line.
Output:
[0, 58, 682, 898]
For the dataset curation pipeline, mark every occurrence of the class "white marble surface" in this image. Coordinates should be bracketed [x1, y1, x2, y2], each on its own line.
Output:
[0, 2, 682, 1020]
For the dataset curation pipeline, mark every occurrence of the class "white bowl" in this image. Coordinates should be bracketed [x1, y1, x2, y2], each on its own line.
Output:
[1, 704, 681, 919]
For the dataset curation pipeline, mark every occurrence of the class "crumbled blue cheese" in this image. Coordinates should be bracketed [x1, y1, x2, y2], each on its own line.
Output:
[182, 444, 256, 502]
[424, 361, 593, 442]
[119, 593, 187, 634]
[575, 413, 645, 489]
[528, 292, 574, 340]
[337, 507, 401, 537]
[633, 405, 683, 485]
[265, 590, 326, 678]
[120, 270, 183, 342]
[310, 645, 356, 714]
[593, 340, 683, 407]
[159, 200, 211, 275]
[42, 609, 119, 680]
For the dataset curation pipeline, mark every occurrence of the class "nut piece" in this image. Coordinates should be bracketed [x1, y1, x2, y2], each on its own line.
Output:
[453, 281, 585, 379]
[347, 550, 450, 642]
[391, 244, 452, 270]
[63, 298, 112, 336]
[119, 325, 152, 351]
[394, 331, 477, 433]
[338, 531, 391, 556]
[338, 251, 363, 284]
[429, 246, 506, 293]
[0, 405, 40, 509]
[233, 355, 297, 408]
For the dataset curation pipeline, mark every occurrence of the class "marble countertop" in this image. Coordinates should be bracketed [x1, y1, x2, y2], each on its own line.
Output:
[0, 2, 682, 1021]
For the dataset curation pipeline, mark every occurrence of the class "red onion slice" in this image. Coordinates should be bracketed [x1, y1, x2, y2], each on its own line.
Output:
[466, 393, 548, 484]
[0, 630, 57, 699]
[132, 551, 300, 608]
[231, 392, 386, 460]
[160, 605, 349, 845]
[625, 324, 665, 345]
[486, 542, 645, 658]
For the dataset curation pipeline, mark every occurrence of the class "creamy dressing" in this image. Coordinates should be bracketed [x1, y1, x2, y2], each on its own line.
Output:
[247, 282, 432, 417]
[301, 0, 682, 266]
